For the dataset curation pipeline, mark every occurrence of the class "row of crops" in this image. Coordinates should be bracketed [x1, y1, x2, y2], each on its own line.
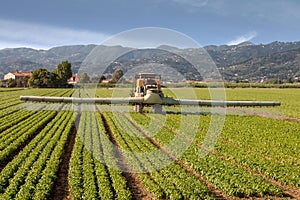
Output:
[69, 110, 132, 199]
[0, 88, 299, 199]
[146, 113, 300, 194]
[113, 112, 282, 198]
[0, 89, 75, 199]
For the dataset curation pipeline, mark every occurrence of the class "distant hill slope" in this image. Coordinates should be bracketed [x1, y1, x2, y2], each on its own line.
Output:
[1, 41, 300, 82]
[0, 45, 96, 77]
[219, 47, 300, 82]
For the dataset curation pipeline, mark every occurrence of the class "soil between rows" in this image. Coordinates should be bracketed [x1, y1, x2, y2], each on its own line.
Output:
[100, 113, 153, 200]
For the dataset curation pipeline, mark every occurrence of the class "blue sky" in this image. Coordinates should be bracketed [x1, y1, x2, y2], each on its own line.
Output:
[0, 0, 299, 49]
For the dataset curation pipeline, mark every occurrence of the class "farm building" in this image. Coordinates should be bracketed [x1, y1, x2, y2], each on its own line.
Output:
[3, 71, 32, 87]
[4, 71, 33, 81]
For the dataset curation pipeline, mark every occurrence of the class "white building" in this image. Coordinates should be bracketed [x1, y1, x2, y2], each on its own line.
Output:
[4, 71, 32, 81]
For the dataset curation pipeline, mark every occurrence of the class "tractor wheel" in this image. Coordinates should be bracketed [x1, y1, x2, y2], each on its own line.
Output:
[152, 104, 163, 114]
[133, 104, 143, 113]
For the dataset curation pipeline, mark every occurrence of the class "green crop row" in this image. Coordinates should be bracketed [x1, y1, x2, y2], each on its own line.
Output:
[0, 110, 57, 163]
[0, 110, 37, 133]
[104, 112, 214, 199]
[165, 113, 300, 187]
[146, 112, 300, 189]
[32, 111, 75, 199]
[14, 111, 74, 200]
[220, 116, 300, 165]
[69, 110, 132, 200]
[0, 110, 74, 199]
[130, 112, 283, 198]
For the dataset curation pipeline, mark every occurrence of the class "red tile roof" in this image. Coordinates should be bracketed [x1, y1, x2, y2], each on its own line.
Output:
[11, 71, 32, 77]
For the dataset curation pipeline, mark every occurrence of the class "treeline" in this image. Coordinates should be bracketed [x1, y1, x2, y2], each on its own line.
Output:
[3, 63, 127, 88]
[29, 61, 72, 88]
[3, 61, 73, 88]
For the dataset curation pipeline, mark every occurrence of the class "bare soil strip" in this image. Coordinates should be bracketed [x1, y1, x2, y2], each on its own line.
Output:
[101, 113, 153, 200]
[124, 114, 229, 200]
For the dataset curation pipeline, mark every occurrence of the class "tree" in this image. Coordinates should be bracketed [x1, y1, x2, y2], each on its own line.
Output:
[55, 60, 72, 86]
[7, 78, 16, 87]
[27, 61, 73, 88]
[80, 72, 90, 83]
[16, 76, 30, 87]
[29, 68, 51, 88]
[49, 72, 60, 87]
[111, 69, 123, 83]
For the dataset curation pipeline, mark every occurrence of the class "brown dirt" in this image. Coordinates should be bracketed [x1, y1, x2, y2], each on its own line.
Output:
[101, 113, 153, 200]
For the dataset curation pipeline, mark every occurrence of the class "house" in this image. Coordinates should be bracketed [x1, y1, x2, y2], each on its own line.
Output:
[4, 71, 33, 81]
[68, 74, 80, 85]
[3, 71, 32, 87]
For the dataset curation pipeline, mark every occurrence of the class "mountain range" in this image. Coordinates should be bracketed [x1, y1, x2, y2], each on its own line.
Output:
[1, 41, 300, 82]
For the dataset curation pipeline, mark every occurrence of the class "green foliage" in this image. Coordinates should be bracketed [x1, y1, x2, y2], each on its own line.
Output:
[29, 60, 73, 88]
[0, 111, 56, 163]
[103, 112, 213, 199]
[0, 109, 74, 199]
[144, 113, 283, 197]
[28, 68, 51, 88]
[0, 88, 299, 199]
[7, 78, 17, 87]
[16, 76, 30, 87]
[55, 60, 72, 85]
[69, 111, 132, 200]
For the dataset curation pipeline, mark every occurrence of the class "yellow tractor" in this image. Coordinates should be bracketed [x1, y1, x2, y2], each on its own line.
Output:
[131, 73, 164, 113]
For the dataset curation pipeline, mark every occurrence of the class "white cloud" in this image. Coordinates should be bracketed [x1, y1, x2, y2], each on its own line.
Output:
[0, 19, 109, 50]
[227, 31, 258, 46]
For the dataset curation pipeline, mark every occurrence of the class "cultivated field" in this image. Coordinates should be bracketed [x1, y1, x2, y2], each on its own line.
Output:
[0, 87, 299, 199]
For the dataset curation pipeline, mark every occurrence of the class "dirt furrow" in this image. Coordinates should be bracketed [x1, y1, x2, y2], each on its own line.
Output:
[101, 113, 153, 200]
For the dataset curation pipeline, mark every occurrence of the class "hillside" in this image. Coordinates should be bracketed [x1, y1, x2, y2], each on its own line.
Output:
[219, 48, 300, 82]
[0, 45, 96, 77]
[1, 41, 300, 82]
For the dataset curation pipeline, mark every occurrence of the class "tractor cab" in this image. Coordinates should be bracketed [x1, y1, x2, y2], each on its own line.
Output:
[133, 73, 162, 97]
[132, 73, 164, 113]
